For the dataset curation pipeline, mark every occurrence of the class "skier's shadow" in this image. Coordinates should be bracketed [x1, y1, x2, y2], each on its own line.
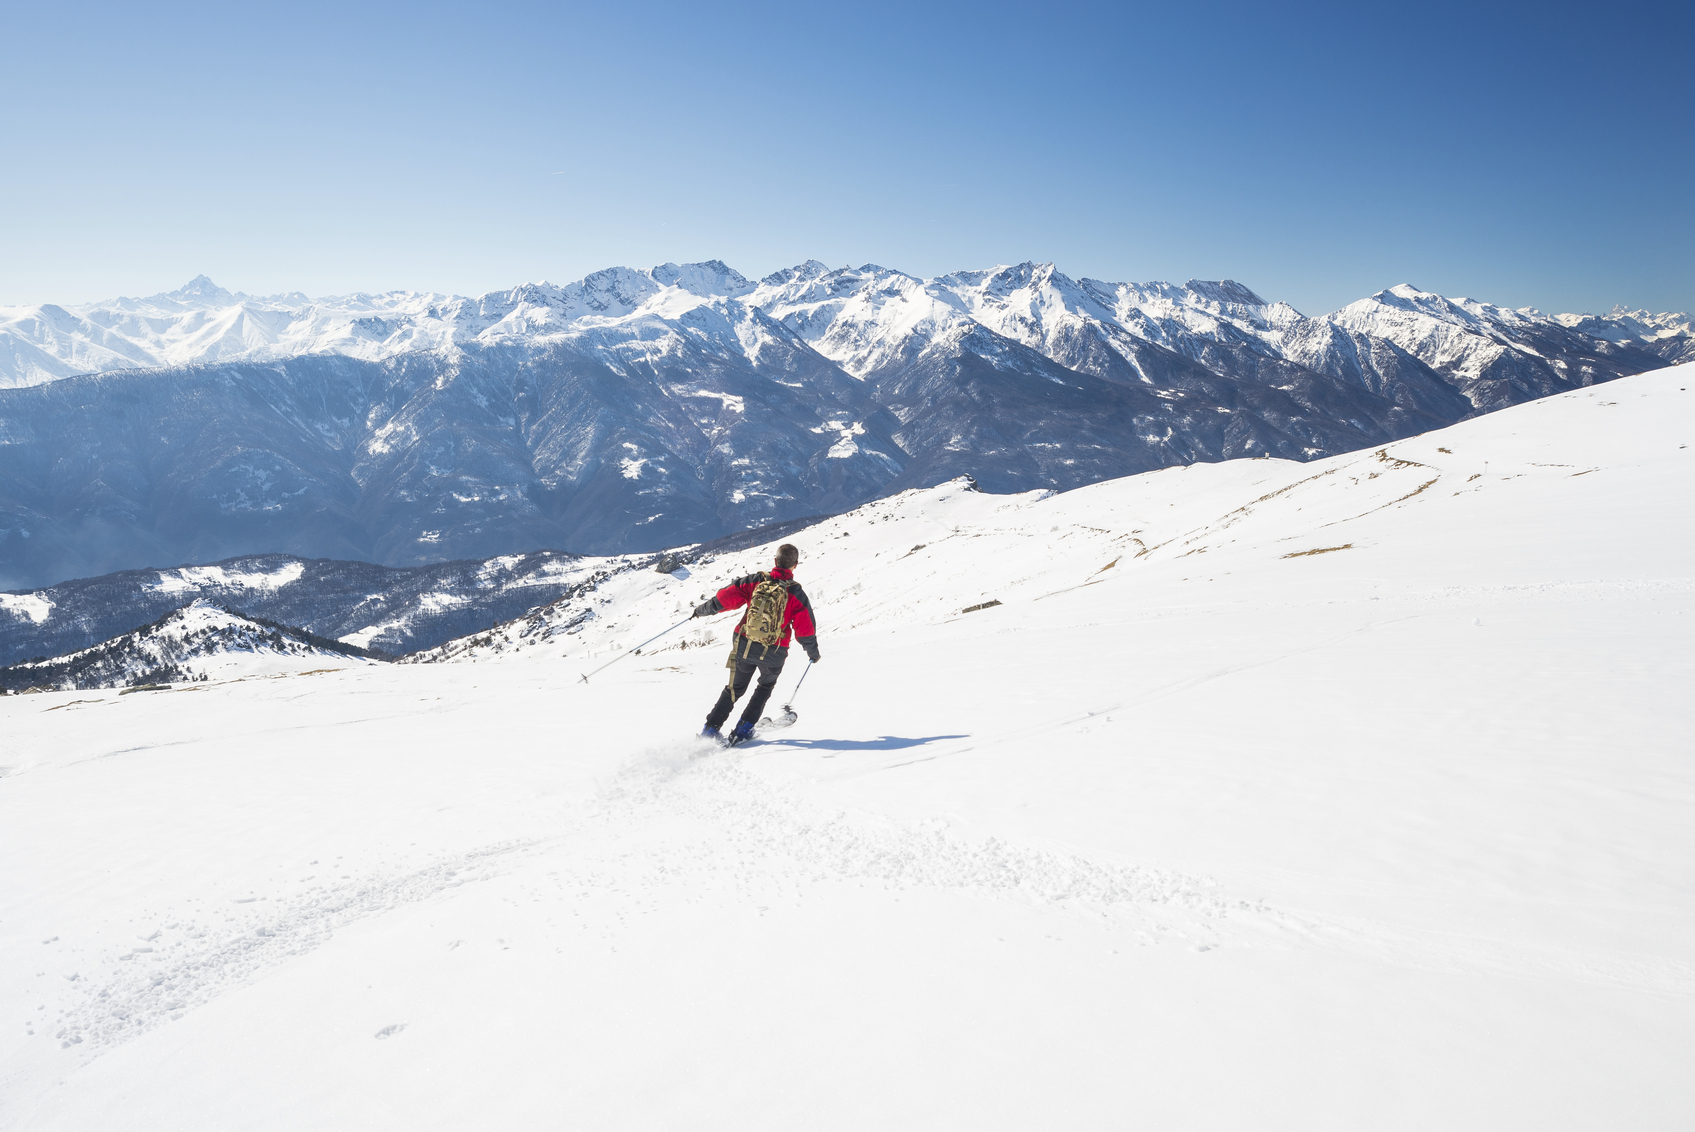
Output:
[774, 735, 967, 752]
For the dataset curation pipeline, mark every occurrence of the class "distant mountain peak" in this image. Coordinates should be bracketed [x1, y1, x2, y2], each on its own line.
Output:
[760, 260, 830, 286]
[649, 260, 754, 297]
[172, 275, 231, 300]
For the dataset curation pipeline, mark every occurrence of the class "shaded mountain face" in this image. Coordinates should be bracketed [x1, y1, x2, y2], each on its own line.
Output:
[0, 261, 1668, 590]
[0, 327, 911, 589]
[0, 331, 1459, 590]
[0, 550, 630, 667]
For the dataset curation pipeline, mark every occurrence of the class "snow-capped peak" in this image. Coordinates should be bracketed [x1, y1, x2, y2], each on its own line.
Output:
[650, 260, 755, 298]
[759, 259, 832, 287]
[748, 263, 973, 378]
[167, 274, 235, 303]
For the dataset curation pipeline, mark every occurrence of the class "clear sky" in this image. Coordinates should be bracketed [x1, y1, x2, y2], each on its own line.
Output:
[4, 0, 1689, 316]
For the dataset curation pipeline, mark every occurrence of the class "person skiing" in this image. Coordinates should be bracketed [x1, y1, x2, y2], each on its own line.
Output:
[693, 542, 820, 745]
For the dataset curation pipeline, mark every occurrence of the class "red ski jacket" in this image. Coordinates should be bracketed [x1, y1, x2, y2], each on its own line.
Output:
[705, 568, 817, 650]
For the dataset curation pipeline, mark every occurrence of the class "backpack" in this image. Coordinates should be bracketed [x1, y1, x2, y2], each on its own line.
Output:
[741, 574, 794, 646]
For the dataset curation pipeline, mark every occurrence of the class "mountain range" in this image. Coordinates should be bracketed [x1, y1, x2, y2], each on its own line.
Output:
[3, 267, 1688, 392]
[0, 261, 1682, 591]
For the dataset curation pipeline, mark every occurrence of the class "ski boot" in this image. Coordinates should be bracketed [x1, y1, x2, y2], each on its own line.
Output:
[726, 719, 757, 747]
[701, 724, 724, 744]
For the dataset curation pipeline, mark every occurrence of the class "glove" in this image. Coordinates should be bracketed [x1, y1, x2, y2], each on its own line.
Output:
[801, 637, 821, 664]
[693, 599, 717, 618]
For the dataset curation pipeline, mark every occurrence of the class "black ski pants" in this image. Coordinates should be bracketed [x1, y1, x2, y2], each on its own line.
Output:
[705, 637, 788, 730]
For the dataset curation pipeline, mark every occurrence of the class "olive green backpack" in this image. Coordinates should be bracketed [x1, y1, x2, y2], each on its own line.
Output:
[742, 574, 795, 646]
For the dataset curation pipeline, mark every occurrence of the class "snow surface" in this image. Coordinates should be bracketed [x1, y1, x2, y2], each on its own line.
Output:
[1, 367, 1691, 1128]
[0, 593, 53, 625]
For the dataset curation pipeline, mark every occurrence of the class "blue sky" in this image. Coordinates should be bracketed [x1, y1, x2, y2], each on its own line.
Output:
[4, 0, 1689, 316]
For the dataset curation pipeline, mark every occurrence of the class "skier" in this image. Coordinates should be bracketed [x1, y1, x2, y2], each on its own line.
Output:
[693, 542, 820, 746]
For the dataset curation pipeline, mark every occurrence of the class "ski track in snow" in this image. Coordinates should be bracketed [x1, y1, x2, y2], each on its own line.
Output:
[47, 738, 1294, 1065]
[600, 742, 1283, 943]
[49, 839, 548, 1056]
[620, 738, 1693, 1000]
[584, 741, 1695, 999]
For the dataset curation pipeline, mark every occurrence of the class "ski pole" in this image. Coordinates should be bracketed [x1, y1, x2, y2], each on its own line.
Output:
[579, 616, 693, 683]
[783, 661, 813, 712]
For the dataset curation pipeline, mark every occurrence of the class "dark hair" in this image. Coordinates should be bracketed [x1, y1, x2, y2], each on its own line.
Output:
[775, 543, 800, 570]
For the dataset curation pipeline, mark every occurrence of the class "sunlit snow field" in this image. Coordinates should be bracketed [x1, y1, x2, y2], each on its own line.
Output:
[2, 368, 1691, 1130]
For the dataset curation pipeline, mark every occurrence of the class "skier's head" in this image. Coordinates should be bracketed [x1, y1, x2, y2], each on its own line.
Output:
[775, 543, 800, 571]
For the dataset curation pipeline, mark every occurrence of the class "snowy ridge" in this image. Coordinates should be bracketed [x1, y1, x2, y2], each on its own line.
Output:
[0, 599, 383, 692]
[1, 366, 1690, 1126]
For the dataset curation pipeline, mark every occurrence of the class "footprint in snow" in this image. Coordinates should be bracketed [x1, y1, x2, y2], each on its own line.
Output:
[374, 1023, 407, 1039]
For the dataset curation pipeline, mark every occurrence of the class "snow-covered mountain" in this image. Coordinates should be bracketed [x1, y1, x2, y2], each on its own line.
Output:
[1555, 304, 1694, 364]
[5, 264, 1669, 405]
[1326, 284, 1674, 411]
[764, 261, 1479, 421]
[0, 599, 384, 692]
[0, 265, 764, 389]
[0, 549, 625, 668]
[3, 365, 1687, 1128]
[0, 261, 1670, 591]
[0, 276, 454, 387]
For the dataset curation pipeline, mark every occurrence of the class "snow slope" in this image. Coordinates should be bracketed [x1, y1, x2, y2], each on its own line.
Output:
[0, 366, 1690, 1129]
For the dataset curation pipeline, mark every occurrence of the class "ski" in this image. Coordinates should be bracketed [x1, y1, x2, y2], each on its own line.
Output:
[698, 707, 798, 749]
